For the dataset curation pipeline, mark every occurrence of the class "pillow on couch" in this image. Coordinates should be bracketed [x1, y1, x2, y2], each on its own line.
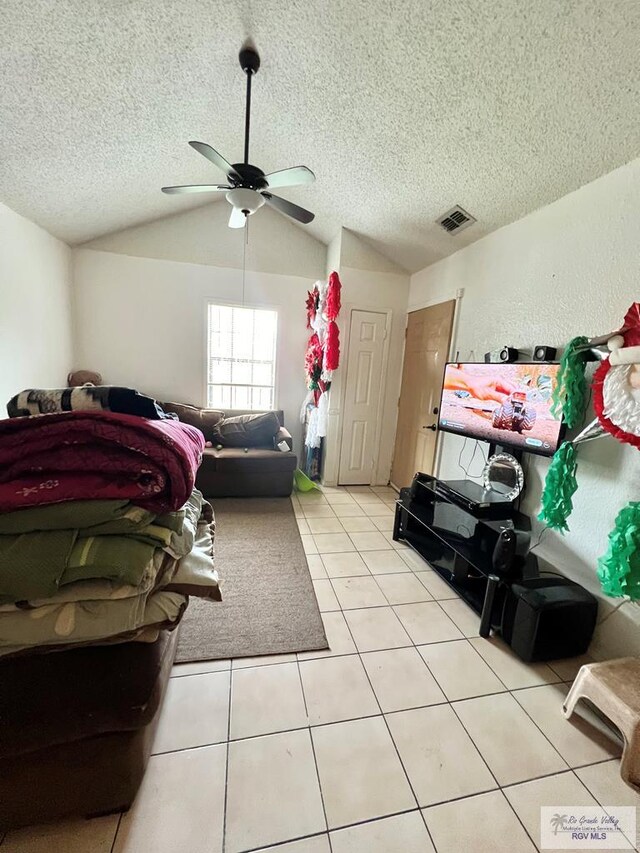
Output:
[161, 402, 224, 436]
[212, 412, 281, 448]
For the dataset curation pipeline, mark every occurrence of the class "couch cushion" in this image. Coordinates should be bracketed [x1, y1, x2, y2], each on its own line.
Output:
[161, 401, 223, 436]
[212, 411, 281, 448]
[202, 446, 297, 474]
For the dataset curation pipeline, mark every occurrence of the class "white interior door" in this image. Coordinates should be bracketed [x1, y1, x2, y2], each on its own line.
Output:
[338, 310, 388, 485]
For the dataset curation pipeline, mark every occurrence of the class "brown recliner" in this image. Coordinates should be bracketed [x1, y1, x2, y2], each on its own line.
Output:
[162, 403, 297, 498]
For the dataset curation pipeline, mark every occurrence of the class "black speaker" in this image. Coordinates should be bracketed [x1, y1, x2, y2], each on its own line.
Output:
[533, 345, 557, 362]
[499, 346, 519, 363]
[501, 577, 597, 662]
[492, 529, 517, 573]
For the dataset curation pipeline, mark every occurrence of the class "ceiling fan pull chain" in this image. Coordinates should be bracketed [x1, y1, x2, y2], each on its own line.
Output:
[242, 216, 248, 305]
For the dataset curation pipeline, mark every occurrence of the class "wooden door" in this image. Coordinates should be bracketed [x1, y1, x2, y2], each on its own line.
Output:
[338, 310, 388, 485]
[391, 300, 455, 489]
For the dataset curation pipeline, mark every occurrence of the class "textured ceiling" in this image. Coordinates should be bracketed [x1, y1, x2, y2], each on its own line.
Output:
[1, 1, 639, 272]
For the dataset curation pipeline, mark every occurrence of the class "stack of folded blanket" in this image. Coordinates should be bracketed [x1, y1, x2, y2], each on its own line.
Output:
[0, 393, 220, 657]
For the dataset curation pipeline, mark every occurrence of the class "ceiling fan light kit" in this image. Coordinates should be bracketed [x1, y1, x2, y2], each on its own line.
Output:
[161, 43, 315, 230]
[226, 187, 265, 217]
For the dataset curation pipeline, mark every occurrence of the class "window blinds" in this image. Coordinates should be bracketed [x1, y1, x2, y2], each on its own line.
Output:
[207, 304, 278, 410]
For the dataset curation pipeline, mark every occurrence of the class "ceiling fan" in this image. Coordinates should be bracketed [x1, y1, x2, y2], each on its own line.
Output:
[161, 43, 315, 229]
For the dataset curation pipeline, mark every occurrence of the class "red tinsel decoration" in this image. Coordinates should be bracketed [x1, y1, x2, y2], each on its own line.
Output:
[326, 272, 342, 321]
[305, 332, 324, 390]
[305, 288, 319, 329]
[622, 302, 640, 342]
[325, 320, 340, 371]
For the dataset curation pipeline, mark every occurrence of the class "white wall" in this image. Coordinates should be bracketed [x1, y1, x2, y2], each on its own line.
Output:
[82, 202, 326, 280]
[0, 202, 73, 407]
[323, 230, 410, 486]
[325, 232, 342, 279]
[340, 228, 409, 274]
[409, 157, 640, 659]
[73, 249, 313, 452]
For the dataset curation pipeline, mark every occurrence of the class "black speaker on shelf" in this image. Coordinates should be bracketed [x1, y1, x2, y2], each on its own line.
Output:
[501, 577, 597, 662]
[492, 529, 517, 573]
[533, 345, 558, 362]
[499, 346, 519, 363]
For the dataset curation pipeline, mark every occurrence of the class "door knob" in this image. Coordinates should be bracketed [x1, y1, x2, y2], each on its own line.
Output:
[422, 424, 437, 431]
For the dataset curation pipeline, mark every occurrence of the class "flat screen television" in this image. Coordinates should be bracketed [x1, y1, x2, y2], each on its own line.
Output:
[438, 362, 565, 457]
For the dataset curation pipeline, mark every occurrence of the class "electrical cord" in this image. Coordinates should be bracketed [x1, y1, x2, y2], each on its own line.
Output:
[597, 600, 628, 625]
[457, 438, 469, 474]
[529, 525, 551, 553]
[465, 441, 480, 476]
[472, 443, 489, 478]
[458, 438, 488, 479]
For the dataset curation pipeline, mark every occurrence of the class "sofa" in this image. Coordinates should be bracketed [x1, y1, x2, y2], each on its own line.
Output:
[0, 630, 177, 830]
[162, 403, 297, 497]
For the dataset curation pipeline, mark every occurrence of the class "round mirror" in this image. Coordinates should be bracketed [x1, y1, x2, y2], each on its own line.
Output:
[482, 453, 524, 501]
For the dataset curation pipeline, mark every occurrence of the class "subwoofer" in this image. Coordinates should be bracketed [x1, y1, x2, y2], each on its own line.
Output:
[501, 577, 597, 662]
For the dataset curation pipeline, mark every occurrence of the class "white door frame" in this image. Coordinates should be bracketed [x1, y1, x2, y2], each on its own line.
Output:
[336, 304, 393, 486]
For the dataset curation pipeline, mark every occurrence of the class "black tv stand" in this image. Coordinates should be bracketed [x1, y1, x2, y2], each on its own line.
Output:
[394, 473, 537, 637]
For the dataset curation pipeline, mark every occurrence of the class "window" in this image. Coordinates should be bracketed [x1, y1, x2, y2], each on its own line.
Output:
[207, 303, 278, 410]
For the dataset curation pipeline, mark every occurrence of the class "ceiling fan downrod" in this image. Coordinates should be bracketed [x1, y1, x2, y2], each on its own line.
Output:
[239, 45, 260, 165]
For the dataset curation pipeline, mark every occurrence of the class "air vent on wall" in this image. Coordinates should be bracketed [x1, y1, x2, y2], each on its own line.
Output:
[437, 205, 476, 235]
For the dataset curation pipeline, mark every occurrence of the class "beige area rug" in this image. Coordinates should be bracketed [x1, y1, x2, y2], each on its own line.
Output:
[175, 497, 328, 662]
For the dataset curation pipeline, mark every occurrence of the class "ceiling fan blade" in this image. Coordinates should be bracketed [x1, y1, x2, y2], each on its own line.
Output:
[262, 192, 315, 224]
[161, 184, 230, 194]
[189, 141, 242, 182]
[228, 207, 247, 229]
[264, 165, 315, 189]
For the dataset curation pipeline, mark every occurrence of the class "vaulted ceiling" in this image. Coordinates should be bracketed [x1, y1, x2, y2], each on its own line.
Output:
[1, 0, 639, 272]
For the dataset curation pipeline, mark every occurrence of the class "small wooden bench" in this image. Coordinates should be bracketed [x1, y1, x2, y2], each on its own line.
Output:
[563, 657, 640, 791]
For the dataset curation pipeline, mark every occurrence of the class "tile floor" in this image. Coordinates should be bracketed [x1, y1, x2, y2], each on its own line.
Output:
[3, 484, 638, 853]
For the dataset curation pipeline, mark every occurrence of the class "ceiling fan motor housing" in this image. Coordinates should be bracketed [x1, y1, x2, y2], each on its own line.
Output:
[231, 162, 268, 190]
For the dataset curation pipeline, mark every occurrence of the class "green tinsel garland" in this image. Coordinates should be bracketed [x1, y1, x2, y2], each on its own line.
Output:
[551, 335, 590, 428]
[538, 441, 578, 533]
[597, 502, 640, 600]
